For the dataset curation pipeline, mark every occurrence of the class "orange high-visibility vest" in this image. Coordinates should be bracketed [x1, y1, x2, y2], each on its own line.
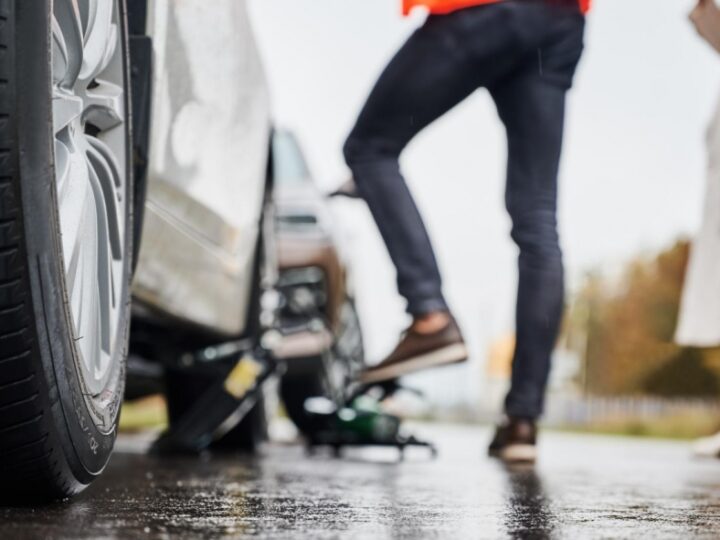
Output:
[403, 0, 591, 15]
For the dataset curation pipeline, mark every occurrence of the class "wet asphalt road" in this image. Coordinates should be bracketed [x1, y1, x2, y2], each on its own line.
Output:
[1, 424, 719, 539]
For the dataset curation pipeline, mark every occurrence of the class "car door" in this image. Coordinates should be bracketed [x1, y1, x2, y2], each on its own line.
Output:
[132, 0, 271, 335]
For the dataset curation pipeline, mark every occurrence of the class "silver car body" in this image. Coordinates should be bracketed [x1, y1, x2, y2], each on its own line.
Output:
[132, 0, 271, 335]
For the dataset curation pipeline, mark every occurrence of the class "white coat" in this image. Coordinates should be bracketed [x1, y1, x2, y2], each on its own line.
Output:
[676, 95, 720, 347]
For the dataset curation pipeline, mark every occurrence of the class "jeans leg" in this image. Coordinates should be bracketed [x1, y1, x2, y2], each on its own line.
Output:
[343, 17, 482, 316]
[492, 74, 570, 420]
[346, 158, 449, 316]
[485, 2, 584, 420]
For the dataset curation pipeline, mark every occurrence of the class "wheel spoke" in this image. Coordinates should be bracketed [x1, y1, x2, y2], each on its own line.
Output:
[70, 179, 98, 343]
[87, 133, 122, 189]
[74, 185, 102, 373]
[96, 350, 110, 381]
[57, 135, 93, 276]
[66, 236, 83, 328]
[77, 0, 92, 33]
[84, 275, 100, 375]
[86, 151, 113, 353]
[52, 0, 84, 88]
[86, 138, 122, 259]
[79, 0, 116, 82]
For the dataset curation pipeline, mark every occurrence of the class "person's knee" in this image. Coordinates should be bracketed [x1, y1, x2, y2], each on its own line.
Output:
[342, 134, 367, 167]
[343, 130, 401, 168]
[509, 207, 562, 262]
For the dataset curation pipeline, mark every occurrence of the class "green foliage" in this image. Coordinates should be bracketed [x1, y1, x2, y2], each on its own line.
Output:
[643, 349, 720, 397]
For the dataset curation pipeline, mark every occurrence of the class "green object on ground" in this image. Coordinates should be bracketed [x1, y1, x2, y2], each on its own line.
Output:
[333, 396, 401, 443]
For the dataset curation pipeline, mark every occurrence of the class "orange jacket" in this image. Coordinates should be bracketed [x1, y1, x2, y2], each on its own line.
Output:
[403, 0, 591, 15]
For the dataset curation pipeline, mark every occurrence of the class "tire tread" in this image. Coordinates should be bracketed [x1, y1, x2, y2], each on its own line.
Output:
[0, 0, 73, 501]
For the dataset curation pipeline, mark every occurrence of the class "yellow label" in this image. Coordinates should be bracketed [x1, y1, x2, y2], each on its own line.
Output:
[224, 357, 262, 399]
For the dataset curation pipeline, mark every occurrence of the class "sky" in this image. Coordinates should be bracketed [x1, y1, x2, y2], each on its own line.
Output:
[248, 0, 720, 407]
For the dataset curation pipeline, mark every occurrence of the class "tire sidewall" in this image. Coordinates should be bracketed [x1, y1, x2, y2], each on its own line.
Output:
[16, 0, 133, 481]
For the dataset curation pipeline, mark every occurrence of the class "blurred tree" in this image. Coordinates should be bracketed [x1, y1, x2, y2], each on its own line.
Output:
[643, 349, 720, 397]
[567, 240, 720, 397]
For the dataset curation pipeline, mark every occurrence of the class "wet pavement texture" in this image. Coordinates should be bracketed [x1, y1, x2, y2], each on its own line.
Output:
[1, 424, 719, 539]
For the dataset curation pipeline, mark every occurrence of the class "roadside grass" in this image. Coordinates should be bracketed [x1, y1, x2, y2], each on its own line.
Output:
[414, 410, 720, 441]
[119, 395, 168, 432]
[554, 412, 720, 440]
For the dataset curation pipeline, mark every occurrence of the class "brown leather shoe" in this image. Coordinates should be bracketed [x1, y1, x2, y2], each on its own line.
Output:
[488, 417, 537, 464]
[358, 317, 468, 384]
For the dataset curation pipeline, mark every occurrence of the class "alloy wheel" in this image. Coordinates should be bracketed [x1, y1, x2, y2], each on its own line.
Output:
[51, 0, 127, 397]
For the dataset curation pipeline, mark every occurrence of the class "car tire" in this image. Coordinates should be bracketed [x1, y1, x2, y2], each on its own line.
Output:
[280, 359, 329, 436]
[0, 0, 132, 502]
[280, 300, 365, 437]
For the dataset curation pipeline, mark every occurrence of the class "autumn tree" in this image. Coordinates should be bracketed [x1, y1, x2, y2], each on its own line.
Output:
[567, 240, 720, 397]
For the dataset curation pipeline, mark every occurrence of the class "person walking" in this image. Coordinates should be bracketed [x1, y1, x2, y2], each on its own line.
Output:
[343, 0, 589, 462]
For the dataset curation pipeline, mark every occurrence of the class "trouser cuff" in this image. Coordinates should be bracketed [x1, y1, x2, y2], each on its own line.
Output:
[504, 398, 542, 421]
[406, 297, 449, 317]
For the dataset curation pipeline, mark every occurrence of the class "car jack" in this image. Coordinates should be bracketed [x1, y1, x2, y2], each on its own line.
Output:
[150, 337, 437, 459]
[151, 336, 282, 455]
[304, 379, 438, 460]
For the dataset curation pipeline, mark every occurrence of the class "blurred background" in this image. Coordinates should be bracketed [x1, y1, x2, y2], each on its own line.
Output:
[123, 0, 720, 439]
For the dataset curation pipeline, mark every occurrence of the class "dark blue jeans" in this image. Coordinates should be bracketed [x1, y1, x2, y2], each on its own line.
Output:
[343, 1, 585, 419]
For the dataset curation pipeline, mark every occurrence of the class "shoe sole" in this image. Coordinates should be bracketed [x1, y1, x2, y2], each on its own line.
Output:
[491, 444, 537, 464]
[359, 343, 469, 384]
